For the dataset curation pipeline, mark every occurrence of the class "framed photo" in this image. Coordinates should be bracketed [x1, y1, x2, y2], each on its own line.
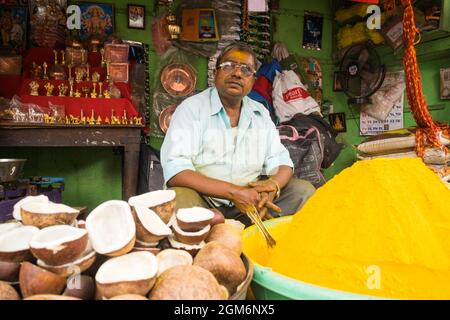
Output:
[329, 112, 347, 133]
[302, 11, 323, 50]
[127, 4, 145, 29]
[108, 62, 129, 83]
[78, 2, 114, 41]
[333, 71, 344, 92]
[0, 5, 27, 49]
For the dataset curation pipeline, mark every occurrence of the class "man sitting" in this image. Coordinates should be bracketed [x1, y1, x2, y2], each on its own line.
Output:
[161, 42, 315, 225]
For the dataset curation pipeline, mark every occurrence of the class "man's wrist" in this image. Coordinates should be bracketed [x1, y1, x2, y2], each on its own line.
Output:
[268, 177, 281, 199]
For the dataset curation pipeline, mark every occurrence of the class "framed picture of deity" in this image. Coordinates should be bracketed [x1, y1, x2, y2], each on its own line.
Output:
[127, 4, 145, 30]
[78, 2, 114, 41]
[0, 5, 28, 49]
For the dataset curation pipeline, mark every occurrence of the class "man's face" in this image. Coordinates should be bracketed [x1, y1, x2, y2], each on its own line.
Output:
[214, 49, 256, 99]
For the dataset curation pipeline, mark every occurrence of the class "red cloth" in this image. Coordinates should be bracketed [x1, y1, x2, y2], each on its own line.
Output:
[0, 47, 141, 124]
[0, 75, 22, 99]
[252, 75, 273, 105]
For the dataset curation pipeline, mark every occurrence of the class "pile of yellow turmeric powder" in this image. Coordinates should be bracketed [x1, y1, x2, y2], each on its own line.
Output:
[263, 158, 450, 299]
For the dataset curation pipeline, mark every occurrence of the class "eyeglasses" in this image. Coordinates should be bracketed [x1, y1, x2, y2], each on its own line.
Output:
[217, 61, 256, 77]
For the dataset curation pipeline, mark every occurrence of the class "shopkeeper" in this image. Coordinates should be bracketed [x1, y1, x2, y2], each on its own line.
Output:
[160, 42, 315, 225]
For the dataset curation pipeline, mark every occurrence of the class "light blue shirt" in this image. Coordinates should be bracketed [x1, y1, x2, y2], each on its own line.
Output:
[160, 87, 293, 204]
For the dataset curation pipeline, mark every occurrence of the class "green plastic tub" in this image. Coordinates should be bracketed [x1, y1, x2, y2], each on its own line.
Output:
[242, 216, 382, 300]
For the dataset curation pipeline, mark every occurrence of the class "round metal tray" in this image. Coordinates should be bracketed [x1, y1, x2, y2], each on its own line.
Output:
[160, 63, 196, 97]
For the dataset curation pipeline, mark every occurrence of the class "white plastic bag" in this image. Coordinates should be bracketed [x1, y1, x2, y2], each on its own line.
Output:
[272, 70, 320, 123]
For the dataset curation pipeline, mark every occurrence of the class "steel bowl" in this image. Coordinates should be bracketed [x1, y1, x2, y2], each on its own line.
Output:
[0, 159, 27, 183]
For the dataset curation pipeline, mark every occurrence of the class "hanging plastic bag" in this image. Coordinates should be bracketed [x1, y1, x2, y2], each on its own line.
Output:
[272, 70, 321, 123]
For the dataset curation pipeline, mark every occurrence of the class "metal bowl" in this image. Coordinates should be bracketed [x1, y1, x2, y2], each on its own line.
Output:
[158, 104, 177, 134]
[0, 159, 27, 183]
[160, 63, 196, 97]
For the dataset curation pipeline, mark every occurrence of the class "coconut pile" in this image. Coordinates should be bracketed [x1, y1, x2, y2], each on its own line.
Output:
[0, 191, 248, 300]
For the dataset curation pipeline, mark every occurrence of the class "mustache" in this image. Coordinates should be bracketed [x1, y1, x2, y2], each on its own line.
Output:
[225, 78, 244, 87]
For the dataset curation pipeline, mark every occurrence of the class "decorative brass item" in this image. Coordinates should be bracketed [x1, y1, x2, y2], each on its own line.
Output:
[134, 116, 143, 125]
[31, 62, 42, 79]
[44, 114, 55, 124]
[29, 81, 39, 96]
[90, 83, 97, 98]
[81, 49, 86, 65]
[58, 83, 68, 96]
[53, 50, 59, 65]
[67, 64, 73, 80]
[82, 87, 90, 98]
[61, 50, 66, 65]
[86, 63, 90, 80]
[105, 75, 121, 98]
[91, 72, 100, 83]
[75, 67, 84, 83]
[166, 14, 181, 40]
[68, 78, 74, 97]
[42, 62, 48, 80]
[96, 115, 102, 125]
[111, 109, 121, 125]
[80, 109, 86, 125]
[103, 89, 111, 98]
[104, 116, 110, 124]
[65, 116, 70, 124]
[98, 82, 103, 98]
[161, 63, 196, 97]
[74, 89, 81, 97]
[44, 82, 54, 96]
[100, 48, 107, 67]
[88, 110, 96, 125]
[121, 110, 128, 125]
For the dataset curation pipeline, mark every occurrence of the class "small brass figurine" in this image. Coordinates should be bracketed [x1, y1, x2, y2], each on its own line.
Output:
[42, 62, 49, 80]
[100, 48, 106, 67]
[86, 63, 90, 80]
[29, 81, 39, 96]
[74, 89, 82, 97]
[58, 83, 68, 96]
[82, 86, 90, 98]
[134, 117, 143, 125]
[91, 72, 100, 82]
[44, 114, 55, 124]
[96, 115, 102, 125]
[68, 78, 74, 97]
[80, 109, 86, 125]
[90, 83, 97, 98]
[81, 49, 86, 65]
[98, 82, 103, 98]
[88, 110, 96, 125]
[53, 49, 59, 65]
[70, 115, 80, 125]
[68, 64, 73, 80]
[31, 62, 42, 79]
[121, 109, 128, 125]
[103, 89, 111, 98]
[44, 82, 54, 96]
[61, 50, 66, 65]
[65, 116, 70, 124]
[111, 109, 121, 125]
[75, 68, 84, 83]
[104, 116, 110, 124]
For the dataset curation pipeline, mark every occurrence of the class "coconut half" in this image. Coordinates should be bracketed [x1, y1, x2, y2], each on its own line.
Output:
[30, 225, 88, 266]
[86, 200, 136, 256]
[95, 251, 158, 299]
[0, 226, 39, 262]
[135, 239, 160, 248]
[168, 235, 205, 256]
[128, 190, 176, 224]
[156, 249, 193, 276]
[24, 294, 81, 300]
[13, 195, 49, 221]
[37, 250, 96, 277]
[132, 206, 172, 243]
[20, 202, 80, 229]
[0, 222, 22, 236]
[172, 220, 211, 245]
[176, 207, 215, 232]
[0, 281, 20, 300]
[19, 262, 66, 298]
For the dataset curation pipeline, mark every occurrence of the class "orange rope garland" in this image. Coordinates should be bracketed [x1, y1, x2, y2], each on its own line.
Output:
[400, 0, 448, 157]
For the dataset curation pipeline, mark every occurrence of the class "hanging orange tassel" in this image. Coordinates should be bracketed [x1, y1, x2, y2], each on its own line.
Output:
[401, 0, 448, 157]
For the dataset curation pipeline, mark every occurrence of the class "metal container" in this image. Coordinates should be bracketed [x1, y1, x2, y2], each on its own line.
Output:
[0, 159, 26, 183]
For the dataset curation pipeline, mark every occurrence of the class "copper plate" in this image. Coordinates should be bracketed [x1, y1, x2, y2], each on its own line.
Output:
[159, 104, 177, 133]
[160, 63, 196, 97]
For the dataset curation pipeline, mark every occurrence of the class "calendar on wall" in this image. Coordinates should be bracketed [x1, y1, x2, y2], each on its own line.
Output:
[360, 94, 404, 136]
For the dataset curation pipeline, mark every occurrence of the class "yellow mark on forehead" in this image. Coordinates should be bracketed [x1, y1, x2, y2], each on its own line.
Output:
[224, 50, 253, 66]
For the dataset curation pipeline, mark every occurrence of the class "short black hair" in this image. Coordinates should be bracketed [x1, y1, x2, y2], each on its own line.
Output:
[215, 42, 257, 71]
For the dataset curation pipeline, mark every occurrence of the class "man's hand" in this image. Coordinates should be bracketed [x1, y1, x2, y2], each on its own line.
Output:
[257, 191, 282, 219]
[248, 180, 278, 193]
[229, 186, 260, 214]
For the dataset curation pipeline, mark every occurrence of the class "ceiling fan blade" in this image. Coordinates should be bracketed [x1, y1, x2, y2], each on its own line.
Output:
[360, 69, 378, 83]
[357, 48, 370, 67]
